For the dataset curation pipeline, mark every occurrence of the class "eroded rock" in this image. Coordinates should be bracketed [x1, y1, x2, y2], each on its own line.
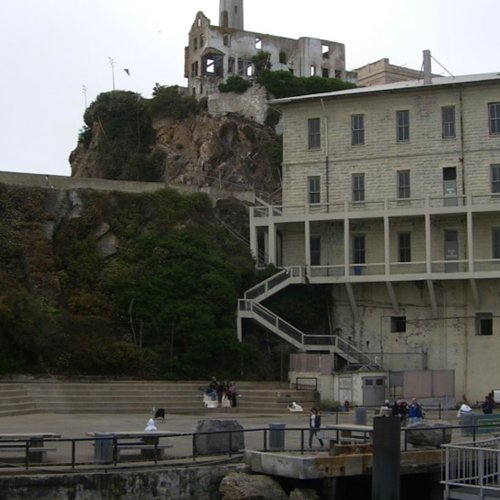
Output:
[219, 471, 288, 500]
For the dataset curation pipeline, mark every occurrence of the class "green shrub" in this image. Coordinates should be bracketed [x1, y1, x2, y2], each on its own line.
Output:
[219, 75, 251, 93]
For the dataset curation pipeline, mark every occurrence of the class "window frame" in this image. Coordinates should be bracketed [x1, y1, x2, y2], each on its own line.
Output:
[442, 106, 456, 138]
[351, 114, 365, 145]
[310, 236, 321, 266]
[491, 165, 500, 194]
[396, 110, 410, 142]
[493, 227, 500, 259]
[398, 232, 411, 263]
[476, 313, 493, 336]
[352, 173, 365, 202]
[397, 170, 411, 199]
[353, 234, 366, 265]
[489, 102, 500, 135]
[391, 316, 407, 333]
[308, 118, 321, 150]
[308, 176, 320, 204]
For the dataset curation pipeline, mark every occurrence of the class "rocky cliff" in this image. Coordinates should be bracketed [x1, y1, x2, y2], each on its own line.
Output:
[69, 89, 282, 200]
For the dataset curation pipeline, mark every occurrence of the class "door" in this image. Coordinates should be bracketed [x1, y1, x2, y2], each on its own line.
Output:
[443, 167, 457, 206]
[362, 376, 387, 406]
[444, 230, 458, 272]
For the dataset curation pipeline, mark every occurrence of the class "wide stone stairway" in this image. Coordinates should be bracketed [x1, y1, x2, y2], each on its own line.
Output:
[0, 381, 317, 417]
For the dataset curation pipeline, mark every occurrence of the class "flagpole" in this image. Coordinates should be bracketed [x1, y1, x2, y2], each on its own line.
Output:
[108, 57, 115, 91]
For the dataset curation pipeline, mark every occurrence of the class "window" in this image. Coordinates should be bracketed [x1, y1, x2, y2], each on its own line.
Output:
[335, 70, 341, 79]
[322, 68, 329, 78]
[223, 33, 231, 46]
[199, 34, 204, 47]
[310, 237, 321, 265]
[353, 235, 365, 264]
[308, 176, 320, 204]
[398, 233, 411, 262]
[352, 173, 365, 202]
[476, 313, 493, 336]
[397, 110, 410, 142]
[391, 316, 407, 333]
[255, 37, 262, 49]
[308, 118, 321, 149]
[322, 44, 329, 58]
[279, 52, 287, 64]
[491, 165, 500, 193]
[397, 170, 411, 199]
[228, 57, 235, 74]
[489, 102, 500, 135]
[193, 38, 198, 50]
[493, 228, 500, 259]
[352, 114, 365, 145]
[310, 65, 316, 76]
[442, 106, 456, 138]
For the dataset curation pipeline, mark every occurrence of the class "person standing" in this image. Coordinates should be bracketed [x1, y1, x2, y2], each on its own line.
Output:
[309, 407, 324, 448]
[408, 397, 423, 424]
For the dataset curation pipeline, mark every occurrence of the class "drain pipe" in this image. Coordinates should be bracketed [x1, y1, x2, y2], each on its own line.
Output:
[321, 98, 330, 211]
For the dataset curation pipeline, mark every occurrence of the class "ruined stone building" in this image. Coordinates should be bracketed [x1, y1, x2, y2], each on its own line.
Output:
[184, 0, 350, 99]
[239, 52, 500, 404]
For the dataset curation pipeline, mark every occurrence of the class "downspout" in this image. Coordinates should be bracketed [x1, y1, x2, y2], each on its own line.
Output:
[459, 91, 465, 195]
[321, 98, 330, 212]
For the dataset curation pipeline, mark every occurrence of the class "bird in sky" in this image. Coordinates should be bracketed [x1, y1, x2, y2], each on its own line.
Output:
[124, 69, 130, 76]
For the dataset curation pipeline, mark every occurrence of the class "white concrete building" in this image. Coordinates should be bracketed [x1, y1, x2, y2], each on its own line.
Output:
[185, 0, 349, 99]
[239, 59, 500, 404]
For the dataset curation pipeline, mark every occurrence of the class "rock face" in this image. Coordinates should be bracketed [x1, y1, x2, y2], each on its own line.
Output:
[70, 111, 281, 198]
[406, 419, 452, 447]
[219, 471, 288, 500]
[194, 419, 245, 455]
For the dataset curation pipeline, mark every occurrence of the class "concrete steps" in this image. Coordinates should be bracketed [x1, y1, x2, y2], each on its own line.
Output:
[0, 381, 317, 416]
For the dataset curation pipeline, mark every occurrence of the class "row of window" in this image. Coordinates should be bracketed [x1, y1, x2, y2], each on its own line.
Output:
[307, 102, 500, 148]
[308, 164, 500, 203]
[309, 227, 500, 267]
[388, 314, 494, 335]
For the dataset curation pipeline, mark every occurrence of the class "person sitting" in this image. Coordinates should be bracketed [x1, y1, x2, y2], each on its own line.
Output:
[482, 395, 495, 414]
[288, 402, 303, 412]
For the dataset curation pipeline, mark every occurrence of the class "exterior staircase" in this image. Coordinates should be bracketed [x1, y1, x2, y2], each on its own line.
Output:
[0, 381, 317, 416]
[238, 268, 379, 370]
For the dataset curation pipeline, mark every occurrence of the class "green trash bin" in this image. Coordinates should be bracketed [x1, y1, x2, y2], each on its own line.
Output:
[94, 432, 114, 464]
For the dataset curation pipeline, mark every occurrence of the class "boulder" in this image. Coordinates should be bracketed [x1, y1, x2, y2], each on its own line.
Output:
[219, 472, 288, 500]
[406, 419, 452, 447]
[290, 488, 321, 500]
[194, 419, 245, 455]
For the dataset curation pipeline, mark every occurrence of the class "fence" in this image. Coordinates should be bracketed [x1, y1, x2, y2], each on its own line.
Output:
[1, 419, 496, 472]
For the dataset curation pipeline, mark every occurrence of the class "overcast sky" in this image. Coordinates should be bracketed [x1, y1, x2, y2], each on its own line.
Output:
[1, 0, 498, 177]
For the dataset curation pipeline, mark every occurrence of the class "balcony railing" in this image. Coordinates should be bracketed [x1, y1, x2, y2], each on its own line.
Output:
[251, 194, 500, 218]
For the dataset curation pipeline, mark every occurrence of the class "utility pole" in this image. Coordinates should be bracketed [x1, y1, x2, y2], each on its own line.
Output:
[82, 85, 88, 109]
[108, 56, 115, 90]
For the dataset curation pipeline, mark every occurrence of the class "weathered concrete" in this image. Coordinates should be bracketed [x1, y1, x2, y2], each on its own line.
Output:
[219, 471, 288, 500]
[0, 464, 250, 500]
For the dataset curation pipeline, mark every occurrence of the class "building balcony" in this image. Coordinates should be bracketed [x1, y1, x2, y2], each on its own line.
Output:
[251, 194, 500, 222]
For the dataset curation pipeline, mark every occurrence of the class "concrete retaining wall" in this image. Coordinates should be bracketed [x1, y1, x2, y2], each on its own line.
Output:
[0, 171, 255, 205]
[0, 463, 250, 500]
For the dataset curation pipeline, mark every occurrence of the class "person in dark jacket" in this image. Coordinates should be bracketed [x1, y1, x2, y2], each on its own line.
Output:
[309, 407, 324, 448]
[482, 395, 495, 414]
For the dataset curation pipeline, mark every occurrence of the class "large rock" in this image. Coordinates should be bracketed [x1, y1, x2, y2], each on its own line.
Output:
[406, 419, 452, 447]
[290, 488, 321, 500]
[219, 472, 288, 500]
[194, 419, 245, 455]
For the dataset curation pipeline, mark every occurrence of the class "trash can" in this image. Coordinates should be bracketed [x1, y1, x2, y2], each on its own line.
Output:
[355, 407, 367, 425]
[94, 432, 114, 464]
[460, 413, 474, 436]
[268, 423, 286, 451]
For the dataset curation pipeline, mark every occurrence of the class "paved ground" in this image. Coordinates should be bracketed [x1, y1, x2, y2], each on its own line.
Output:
[0, 406, 472, 469]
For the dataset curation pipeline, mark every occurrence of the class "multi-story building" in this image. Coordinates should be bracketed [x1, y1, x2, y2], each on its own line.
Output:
[185, 0, 349, 99]
[239, 55, 500, 403]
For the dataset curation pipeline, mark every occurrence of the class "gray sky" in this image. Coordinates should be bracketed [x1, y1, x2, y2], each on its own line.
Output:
[1, 0, 498, 177]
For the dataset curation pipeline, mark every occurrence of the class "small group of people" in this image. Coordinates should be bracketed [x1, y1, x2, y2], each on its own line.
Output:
[204, 377, 237, 408]
[385, 397, 424, 424]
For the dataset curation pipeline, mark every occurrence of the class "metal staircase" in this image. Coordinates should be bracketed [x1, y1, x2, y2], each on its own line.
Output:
[238, 268, 380, 370]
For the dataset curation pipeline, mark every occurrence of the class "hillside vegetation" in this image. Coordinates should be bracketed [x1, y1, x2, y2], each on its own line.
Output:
[0, 183, 263, 379]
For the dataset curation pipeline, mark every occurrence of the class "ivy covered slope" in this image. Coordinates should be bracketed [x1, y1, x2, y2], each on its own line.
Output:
[0, 183, 259, 379]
